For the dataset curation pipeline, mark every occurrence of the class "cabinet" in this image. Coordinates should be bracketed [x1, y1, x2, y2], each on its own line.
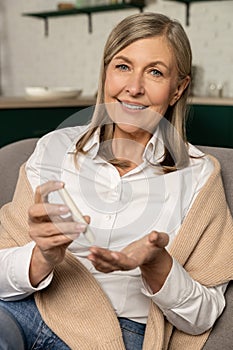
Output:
[0, 107, 87, 147]
[22, 1, 145, 36]
[186, 104, 233, 148]
[1, 97, 233, 148]
[0, 97, 95, 147]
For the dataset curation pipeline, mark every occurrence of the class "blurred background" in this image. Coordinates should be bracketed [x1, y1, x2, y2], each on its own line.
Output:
[0, 0, 233, 147]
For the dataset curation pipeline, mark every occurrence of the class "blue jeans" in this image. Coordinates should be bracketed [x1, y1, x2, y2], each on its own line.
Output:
[118, 317, 146, 350]
[0, 296, 145, 350]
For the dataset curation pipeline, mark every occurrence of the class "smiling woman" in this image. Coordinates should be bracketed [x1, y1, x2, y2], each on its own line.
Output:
[103, 36, 188, 150]
[76, 12, 191, 172]
[0, 12, 232, 350]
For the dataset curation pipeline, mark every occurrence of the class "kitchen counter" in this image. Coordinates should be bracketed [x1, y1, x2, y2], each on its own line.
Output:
[189, 96, 233, 106]
[1, 95, 233, 108]
[0, 96, 96, 109]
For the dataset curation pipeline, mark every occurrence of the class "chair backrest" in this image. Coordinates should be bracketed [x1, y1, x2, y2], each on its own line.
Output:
[197, 145, 233, 215]
[0, 138, 39, 207]
[196, 145, 233, 350]
[1, 141, 232, 210]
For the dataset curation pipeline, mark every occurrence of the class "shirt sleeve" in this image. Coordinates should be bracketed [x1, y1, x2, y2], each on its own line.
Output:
[141, 258, 228, 335]
[0, 242, 53, 301]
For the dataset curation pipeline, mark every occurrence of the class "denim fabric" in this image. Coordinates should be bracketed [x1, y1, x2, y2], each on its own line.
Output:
[118, 317, 146, 350]
[0, 296, 70, 350]
[0, 296, 146, 350]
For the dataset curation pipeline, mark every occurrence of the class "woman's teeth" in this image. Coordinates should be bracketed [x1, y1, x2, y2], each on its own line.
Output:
[121, 101, 147, 110]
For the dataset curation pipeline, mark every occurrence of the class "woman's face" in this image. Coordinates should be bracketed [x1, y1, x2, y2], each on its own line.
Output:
[104, 35, 188, 140]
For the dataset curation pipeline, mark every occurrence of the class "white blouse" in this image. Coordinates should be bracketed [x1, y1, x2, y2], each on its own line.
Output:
[0, 125, 227, 335]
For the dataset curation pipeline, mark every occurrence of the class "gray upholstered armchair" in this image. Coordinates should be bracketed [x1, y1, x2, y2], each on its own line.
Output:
[0, 138, 39, 208]
[0, 138, 232, 349]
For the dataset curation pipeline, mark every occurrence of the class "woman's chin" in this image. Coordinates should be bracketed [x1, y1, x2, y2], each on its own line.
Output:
[114, 123, 152, 141]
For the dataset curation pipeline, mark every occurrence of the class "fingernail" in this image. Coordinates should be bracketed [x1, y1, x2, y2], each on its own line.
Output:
[55, 181, 64, 188]
[76, 223, 87, 231]
[66, 233, 80, 240]
[88, 255, 95, 262]
[59, 205, 69, 213]
[111, 252, 119, 260]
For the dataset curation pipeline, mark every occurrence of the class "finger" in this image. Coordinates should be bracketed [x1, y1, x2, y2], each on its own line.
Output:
[89, 246, 113, 262]
[91, 262, 115, 273]
[88, 254, 116, 273]
[88, 252, 121, 273]
[88, 247, 117, 270]
[88, 248, 137, 271]
[149, 231, 169, 248]
[29, 221, 87, 242]
[33, 231, 73, 250]
[83, 215, 91, 225]
[29, 203, 70, 223]
[34, 181, 64, 204]
[110, 251, 138, 270]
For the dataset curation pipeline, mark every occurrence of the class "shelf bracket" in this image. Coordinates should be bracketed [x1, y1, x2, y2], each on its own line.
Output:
[87, 13, 92, 33]
[185, 2, 190, 26]
[44, 17, 49, 37]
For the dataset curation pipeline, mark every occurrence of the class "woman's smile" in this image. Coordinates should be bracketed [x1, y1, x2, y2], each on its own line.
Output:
[118, 99, 148, 112]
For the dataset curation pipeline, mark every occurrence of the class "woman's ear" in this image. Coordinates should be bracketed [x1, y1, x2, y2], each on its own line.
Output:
[169, 76, 191, 106]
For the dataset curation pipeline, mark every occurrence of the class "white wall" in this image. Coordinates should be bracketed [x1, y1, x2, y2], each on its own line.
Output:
[1, 0, 233, 97]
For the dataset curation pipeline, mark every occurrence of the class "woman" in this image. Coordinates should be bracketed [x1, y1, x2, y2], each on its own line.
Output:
[0, 13, 232, 350]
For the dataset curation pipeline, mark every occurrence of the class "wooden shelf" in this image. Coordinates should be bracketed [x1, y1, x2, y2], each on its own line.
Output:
[22, 2, 145, 36]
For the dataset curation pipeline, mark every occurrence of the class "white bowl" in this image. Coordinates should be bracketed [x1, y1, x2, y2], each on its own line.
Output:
[25, 87, 82, 100]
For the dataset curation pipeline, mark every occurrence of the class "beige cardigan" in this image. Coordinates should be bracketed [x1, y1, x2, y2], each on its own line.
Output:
[0, 156, 232, 350]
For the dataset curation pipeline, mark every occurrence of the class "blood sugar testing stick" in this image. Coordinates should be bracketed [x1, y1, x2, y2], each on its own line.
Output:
[58, 187, 95, 244]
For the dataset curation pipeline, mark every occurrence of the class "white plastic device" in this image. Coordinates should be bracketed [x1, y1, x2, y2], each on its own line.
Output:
[58, 187, 95, 244]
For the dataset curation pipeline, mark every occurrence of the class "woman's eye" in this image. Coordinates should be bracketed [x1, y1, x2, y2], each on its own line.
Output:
[150, 69, 162, 77]
[116, 64, 129, 71]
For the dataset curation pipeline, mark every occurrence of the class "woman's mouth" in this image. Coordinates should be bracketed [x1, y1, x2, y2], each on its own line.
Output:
[118, 99, 148, 111]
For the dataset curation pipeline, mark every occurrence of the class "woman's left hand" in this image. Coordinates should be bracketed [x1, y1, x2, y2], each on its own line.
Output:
[88, 231, 169, 273]
[88, 231, 172, 292]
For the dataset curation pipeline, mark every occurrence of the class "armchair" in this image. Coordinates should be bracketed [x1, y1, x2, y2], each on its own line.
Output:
[0, 139, 232, 349]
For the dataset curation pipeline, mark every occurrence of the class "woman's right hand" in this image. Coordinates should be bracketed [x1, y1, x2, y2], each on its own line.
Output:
[28, 181, 87, 287]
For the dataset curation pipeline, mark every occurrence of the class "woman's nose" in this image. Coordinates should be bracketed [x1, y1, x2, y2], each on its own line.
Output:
[125, 73, 145, 96]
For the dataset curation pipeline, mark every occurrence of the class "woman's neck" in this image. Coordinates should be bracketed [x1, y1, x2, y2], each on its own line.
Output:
[111, 126, 152, 175]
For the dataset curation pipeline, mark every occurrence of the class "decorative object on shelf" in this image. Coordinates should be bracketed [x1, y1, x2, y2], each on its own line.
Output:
[206, 82, 226, 98]
[57, 3, 76, 10]
[25, 87, 82, 101]
[22, 1, 145, 36]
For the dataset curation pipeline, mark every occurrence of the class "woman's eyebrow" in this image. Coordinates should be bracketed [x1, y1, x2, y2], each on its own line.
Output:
[113, 55, 132, 64]
[113, 55, 170, 71]
[146, 61, 170, 71]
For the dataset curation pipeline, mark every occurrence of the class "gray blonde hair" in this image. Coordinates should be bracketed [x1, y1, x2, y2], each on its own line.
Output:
[76, 12, 192, 171]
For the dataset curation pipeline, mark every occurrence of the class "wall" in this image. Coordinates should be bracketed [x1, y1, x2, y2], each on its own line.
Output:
[0, 0, 233, 97]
